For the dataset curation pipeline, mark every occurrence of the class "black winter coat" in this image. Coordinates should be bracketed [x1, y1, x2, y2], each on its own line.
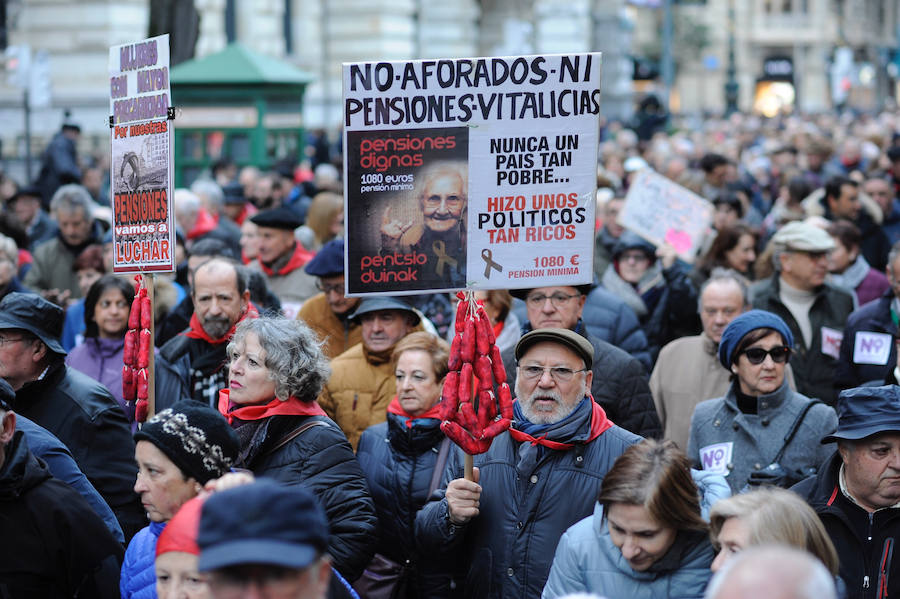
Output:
[0, 430, 123, 598]
[11, 360, 145, 541]
[502, 331, 661, 439]
[836, 291, 897, 390]
[357, 413, 455, 598]
[415, 423, 642, 599]
[234, 413, 378, 582]
[750, 276, 854, 405]
[792, 451, 900, 599]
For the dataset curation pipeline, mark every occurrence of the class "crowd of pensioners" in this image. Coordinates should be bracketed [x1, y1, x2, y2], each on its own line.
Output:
[8, 113, 900, 598]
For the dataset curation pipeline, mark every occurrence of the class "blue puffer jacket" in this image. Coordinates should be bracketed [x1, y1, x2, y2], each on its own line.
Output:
[542, 503, 714, 599]
[120, 521, 165, 599]
[357, 412, 454, 597]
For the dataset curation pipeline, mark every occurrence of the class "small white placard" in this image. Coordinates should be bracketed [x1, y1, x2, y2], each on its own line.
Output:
[853, 331, 893, 365]
[699, 442, 733, 476]
[821, 326, 843, 360]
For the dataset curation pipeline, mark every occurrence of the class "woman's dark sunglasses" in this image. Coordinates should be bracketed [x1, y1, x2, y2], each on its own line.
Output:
[740, 346, 791, 365]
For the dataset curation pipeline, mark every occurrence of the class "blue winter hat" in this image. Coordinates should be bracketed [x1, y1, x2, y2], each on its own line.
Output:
[304, 239, 344, 277]
[717, 309, 794, 369]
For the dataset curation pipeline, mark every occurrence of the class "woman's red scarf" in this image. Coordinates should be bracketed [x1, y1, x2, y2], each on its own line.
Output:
[182, 301, 259, 344]
[260, 243, 315, 277]
[387, 397, 443, 428]
[217, 389, 326, 425]
[507, 400, 613, 450]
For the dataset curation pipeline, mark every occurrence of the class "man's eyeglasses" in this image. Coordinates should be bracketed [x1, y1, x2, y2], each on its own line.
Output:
[315, 281, 344, 295]
[740, 346, 791, 365]
[526, 293, 579, 308]
[0, 335, 25, 346]
[519, 365, 587, 382]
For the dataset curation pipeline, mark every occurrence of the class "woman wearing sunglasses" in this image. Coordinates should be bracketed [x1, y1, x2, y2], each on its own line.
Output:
[687, 310, 837, 494]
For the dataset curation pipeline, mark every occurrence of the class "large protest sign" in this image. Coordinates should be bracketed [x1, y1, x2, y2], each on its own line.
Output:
[618, 169, 713, 263]
[343, 54, 601, 295]
[108, 34, 175, 274]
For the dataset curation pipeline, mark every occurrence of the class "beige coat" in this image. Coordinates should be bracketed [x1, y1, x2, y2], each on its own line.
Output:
[318, 343, 396, 450]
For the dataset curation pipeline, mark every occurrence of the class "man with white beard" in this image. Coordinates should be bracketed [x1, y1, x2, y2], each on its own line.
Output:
[416, 328, 642, 599]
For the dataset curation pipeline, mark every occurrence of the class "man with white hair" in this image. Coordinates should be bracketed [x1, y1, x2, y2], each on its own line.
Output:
[705, 546, 837, 599]
[24, 183, 103, 300]
[190, 179, 241, 254]
[173, 188, 239, 255]
[417, 328, 641, 598]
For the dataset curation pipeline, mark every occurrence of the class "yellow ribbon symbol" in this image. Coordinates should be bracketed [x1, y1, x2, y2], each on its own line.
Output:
[432, 241, 458, 277]
[481, 248, 503, 279]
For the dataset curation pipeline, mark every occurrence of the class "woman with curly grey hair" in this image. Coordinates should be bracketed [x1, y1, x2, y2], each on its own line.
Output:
[217, 316, 378, 585]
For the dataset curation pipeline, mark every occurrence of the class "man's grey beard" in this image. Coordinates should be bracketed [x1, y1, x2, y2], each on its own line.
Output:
[514, 377, 588, 425]
[201, 316, 233, 340]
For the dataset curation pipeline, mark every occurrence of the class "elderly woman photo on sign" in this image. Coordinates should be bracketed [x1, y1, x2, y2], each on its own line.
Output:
[687, 310, 837, 494]
[379, 161, 467, 288]
[219, 316, 377, 583]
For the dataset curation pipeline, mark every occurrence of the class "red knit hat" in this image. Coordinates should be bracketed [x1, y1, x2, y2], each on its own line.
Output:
[156, 496, 204, 557]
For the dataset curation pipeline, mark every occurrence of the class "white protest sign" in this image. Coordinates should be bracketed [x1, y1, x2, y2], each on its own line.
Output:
[108, 34, 175, 273]
[853, 331, 892, 365]
[821, 326, 843, 360]
[699, 442, 733, 476]
[618, 169, 713, 263]
[342, 54, 601, 296]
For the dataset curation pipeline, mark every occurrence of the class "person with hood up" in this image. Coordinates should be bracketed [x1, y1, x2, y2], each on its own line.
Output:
[601, 231, 700, 362]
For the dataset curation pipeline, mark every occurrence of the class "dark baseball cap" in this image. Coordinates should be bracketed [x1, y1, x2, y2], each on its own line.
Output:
[515, 327, 595, 370]
[822, 385, 900, 444]
[0, 292, 66, 356]
[198, 480, 328, 571]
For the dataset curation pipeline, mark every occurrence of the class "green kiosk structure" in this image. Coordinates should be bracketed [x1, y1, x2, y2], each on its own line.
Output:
[169, 43, 313, 187]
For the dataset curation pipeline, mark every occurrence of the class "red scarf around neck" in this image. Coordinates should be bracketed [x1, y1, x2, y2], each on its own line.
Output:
[187, 208, 219, 240]
[182, 301, 259, 344]
[217, 389, 326, 425]
[260, 242, 315, 277]
[507, 399, 613, 450]
[387, 396, 443, 428]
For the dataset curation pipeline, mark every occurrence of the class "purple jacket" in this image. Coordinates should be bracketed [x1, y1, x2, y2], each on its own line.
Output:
[856, 268, 890, 307]
[66, 337, 135, 431]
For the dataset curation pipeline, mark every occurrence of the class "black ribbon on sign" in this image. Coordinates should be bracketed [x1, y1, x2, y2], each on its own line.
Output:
[432, 241, 458, 276]
[481, 248, 503, 278]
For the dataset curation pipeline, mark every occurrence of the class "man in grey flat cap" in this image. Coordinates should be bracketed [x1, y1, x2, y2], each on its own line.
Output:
[750, 221, 854, 404]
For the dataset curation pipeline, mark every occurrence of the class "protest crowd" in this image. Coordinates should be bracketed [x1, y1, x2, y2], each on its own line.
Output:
[10, 106, 900, 599]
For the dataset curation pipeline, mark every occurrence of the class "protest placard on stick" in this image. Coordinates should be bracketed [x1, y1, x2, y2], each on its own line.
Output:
[108, 34, 175, 274]
[343, 53, 602, 295]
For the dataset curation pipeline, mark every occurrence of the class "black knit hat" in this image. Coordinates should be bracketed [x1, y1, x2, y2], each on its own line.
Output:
[134, 401, 240, 484]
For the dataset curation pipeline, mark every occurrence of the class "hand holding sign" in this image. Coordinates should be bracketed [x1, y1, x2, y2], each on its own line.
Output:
[380, 205, 413, 252]
[656, 241, 679, 270]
